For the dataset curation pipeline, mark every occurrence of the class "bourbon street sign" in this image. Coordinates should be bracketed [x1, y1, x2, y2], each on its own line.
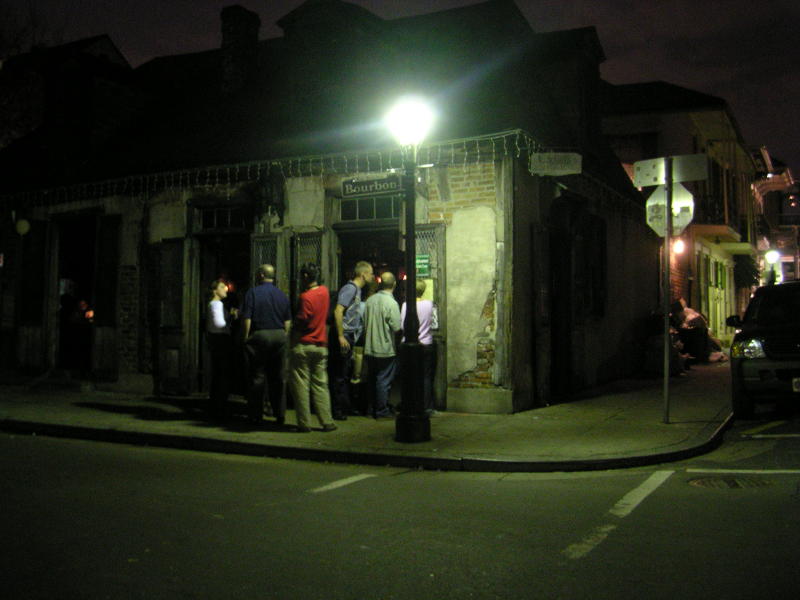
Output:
[529, 152, 582, 176]
[342, 175, 401, 198]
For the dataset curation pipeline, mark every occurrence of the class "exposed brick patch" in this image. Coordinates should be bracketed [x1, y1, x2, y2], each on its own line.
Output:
[451, 283, 497, 388]
[451, 338, 497, 388]
[426, 163, 496, 225]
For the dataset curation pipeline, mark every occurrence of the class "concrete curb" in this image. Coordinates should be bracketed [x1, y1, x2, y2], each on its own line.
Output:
[0, 412, 735, 472]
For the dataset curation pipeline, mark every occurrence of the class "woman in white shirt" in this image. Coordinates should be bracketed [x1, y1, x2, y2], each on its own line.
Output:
[399, 279, 439, 416]
[206, 280, 232, 418]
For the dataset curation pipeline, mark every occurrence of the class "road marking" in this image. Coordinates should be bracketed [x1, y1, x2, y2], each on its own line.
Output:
[741, 421, 786, 435]
[687, 468, 800, 475]
[608, 470, 674, 518]
[563, 471, 673, 560]
[563, 525, 617, 560]
[308, 474, 377, 494]
[745, 434, 800, 439]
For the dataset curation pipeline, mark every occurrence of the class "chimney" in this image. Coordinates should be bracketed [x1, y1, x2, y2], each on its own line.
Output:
[220, 5, 260, 95]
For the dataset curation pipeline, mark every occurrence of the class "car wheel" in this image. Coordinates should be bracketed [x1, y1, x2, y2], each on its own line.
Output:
[731, 379, 754, 419]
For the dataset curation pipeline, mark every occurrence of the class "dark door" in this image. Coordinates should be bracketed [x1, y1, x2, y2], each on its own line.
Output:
[150, 238, 190, 396]
[18, 219, 50, 373]
[92, 214, 121, 380]
[550, 200, 575, 400]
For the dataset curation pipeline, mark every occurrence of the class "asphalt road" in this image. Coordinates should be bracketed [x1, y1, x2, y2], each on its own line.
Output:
[2, 408, 799, 600]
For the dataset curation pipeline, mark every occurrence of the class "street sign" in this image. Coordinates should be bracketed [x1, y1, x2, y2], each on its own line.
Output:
[529, 152, 582, 176]
[633, 154, 708, 187]
[415, 254, 430, 277]
[342, 175, 401, 198]
[646, 183, 695, 237]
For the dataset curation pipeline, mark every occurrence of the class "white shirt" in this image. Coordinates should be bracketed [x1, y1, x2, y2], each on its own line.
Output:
[206, 299, 229, 334]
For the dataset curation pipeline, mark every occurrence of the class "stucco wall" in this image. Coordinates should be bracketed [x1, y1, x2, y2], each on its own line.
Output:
[148, 191, 186, 243]
[285, 177, 325, 228]
[445, 205, 497, 380]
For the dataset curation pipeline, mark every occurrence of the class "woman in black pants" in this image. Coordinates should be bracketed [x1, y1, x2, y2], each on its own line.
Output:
[206, 279, 233, 419]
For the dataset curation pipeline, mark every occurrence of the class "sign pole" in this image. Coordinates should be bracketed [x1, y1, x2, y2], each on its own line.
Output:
[635, 153, 706, 425]
[662, 157, 674, 424]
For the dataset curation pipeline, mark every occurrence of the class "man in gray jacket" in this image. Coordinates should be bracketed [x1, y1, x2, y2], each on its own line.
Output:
[363, 272, 401, 419]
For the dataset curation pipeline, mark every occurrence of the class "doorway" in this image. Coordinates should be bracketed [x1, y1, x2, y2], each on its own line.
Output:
[57, 215, 97, 373]
[197, 233, 250, 394]
[337, 228, 406, 302]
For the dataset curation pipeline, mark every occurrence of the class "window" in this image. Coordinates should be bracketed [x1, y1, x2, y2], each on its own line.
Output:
[198, 206, 250, 231]
[340, 195, 402, 221]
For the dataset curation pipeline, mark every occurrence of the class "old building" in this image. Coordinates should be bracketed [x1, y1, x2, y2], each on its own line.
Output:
[1, 0, 659, 411]
[751, 148, 798, 283]
[601, 80, 763, 343]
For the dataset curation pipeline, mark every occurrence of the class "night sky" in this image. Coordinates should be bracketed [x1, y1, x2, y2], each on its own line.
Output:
[5, 0, 799, 175]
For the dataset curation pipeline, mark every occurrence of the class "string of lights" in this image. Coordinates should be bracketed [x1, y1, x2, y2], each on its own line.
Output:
[0, 129, 635, 212]
[1, 131, 536, 208]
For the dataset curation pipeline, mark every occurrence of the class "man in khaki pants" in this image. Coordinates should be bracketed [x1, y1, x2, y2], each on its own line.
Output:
[289, 263, 337, 433]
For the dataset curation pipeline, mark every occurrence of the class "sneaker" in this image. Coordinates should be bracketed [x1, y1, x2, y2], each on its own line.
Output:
[321, 424, 338, 432]
[296, 425, 312, 433]
[374, 412, 394, 420]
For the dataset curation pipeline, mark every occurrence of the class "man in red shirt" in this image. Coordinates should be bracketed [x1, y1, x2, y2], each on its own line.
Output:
[289, 263, 337, 432]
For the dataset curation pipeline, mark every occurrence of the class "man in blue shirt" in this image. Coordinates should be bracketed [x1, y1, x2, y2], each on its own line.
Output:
[241, 264, 291, 426]
[332, 260, 374, 419]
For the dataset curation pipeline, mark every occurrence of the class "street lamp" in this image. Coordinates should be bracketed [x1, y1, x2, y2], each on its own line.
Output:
[765, 249, 780, 285]
[385, 96, 435, 443]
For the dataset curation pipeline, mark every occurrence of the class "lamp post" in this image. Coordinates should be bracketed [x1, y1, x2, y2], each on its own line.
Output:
[385, 96, 434, 443]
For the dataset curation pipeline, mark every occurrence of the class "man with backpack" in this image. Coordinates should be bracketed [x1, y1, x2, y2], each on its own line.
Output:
[331, 260, 374, 419]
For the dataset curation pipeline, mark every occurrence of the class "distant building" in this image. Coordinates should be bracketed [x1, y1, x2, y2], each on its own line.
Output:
[1, 0, 658, 410]
[751, 148, 798, 283]
[601, 80, 763, 342]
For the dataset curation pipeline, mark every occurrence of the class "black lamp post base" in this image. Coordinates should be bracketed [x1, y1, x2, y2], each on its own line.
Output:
[395, 413, 431, 443]
[395, 341, 431, 443]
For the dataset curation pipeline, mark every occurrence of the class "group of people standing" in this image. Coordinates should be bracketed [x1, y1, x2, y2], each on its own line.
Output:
[205, 261, 438, 432]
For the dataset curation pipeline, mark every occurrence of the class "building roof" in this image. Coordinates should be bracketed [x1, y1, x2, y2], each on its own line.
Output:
[600, 80, 726, 116]
[1, 0, 635, 203]
[2, 34, 130, 72]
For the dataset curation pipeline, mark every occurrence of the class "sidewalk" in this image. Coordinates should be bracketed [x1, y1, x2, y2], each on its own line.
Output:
[0, 363, 733, 472]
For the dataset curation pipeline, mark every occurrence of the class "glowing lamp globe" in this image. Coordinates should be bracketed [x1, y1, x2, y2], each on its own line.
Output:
[385, 97, 434, 147]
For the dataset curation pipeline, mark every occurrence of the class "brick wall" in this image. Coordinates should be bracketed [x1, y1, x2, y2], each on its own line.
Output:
[427, 162, 496, 225]
[117, 265, 140, 372]
[670, 250, 689, 302]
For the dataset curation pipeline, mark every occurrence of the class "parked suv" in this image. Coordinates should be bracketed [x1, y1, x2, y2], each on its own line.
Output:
[726, 281, 800, 418]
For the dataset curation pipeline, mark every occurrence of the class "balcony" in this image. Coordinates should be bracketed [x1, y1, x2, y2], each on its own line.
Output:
[779, 214, 800, 227]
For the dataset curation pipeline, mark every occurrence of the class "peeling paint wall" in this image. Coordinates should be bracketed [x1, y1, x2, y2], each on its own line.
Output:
[148, 191, 187, 242]
[445, 205, 497, 381]
[284, 177, 325, 229]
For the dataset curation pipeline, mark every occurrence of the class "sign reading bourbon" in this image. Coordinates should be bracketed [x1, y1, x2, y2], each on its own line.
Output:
[342, 175, 401, 198]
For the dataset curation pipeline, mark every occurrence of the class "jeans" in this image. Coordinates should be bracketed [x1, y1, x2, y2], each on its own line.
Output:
[366, 355, 397, 417]
[332, 332, 356, 416]
[289, 343, 334, 429]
